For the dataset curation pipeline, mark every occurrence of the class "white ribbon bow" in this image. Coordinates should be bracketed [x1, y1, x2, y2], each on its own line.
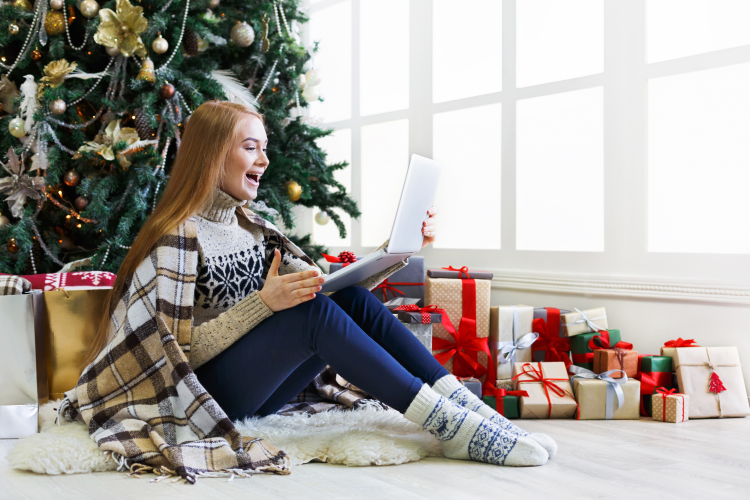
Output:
[497, 306, 539, 365]
[570, 365, 627, 419]
[572, 308, 606, 333]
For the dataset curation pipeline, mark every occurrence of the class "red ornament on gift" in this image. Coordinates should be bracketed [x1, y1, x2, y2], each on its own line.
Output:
[709, 372, 727, 394]
[337, 251, 356, 264]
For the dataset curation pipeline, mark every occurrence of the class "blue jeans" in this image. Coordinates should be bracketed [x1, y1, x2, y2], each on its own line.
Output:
[195, 286, 450, 419]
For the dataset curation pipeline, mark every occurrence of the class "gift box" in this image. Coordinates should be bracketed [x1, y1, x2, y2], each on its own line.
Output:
[395, 305, 442, 352]
[593, 348, 639, 378]
[427, 267, 492, 387]
[660, 337, 702, 362]
[570, 366, 640, 420]
[490, 305, 537, 380]
[0, 289, 48, 438]
[382, 297, 420, 311]
[531, 308, 571, 363]
[651, 388, 689, 423]
[0, 271, 116, 290]
[511, 362, 578, 419]
[459, 377, 482, 399]
[332, 255, 425, 306]
[637, 355, 675, 416]
[561, 307, 608, 337]
[674, 347, 750, 418]
[482, 388, 527, 419]
[569, 329, 622, 371]
[427, 268, 494, 280]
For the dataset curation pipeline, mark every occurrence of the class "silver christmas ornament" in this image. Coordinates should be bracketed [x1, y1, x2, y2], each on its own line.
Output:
[305, 68, 321, 87]
[230, 21, 255, 48]
[314, 211, 330, 226]
[49, 98, 67, 115]
[79, 0, 99, 19]
[0, 215, 10, 228]
[50, 0, 64, 10]
[152, 33, 169, 54]
[9, 117, 26, 138]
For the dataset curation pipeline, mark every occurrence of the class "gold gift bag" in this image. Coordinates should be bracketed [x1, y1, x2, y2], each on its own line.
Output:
[43, 289, 109, 399]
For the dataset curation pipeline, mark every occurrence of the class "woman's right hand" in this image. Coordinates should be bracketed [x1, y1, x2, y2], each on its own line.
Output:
[258, 248, 324, 312]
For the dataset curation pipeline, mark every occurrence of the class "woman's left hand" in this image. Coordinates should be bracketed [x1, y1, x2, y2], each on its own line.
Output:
[421, 207, 438, 249]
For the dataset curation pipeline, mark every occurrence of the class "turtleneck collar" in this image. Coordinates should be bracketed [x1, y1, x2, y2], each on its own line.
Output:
[197, 189, 247, 224]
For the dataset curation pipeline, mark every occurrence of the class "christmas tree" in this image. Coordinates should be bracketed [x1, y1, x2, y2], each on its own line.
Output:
[0, 0, 357, 274]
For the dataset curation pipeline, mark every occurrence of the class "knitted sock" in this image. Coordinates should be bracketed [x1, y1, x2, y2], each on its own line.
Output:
[404, 384, 548, 466]
[432, 374, 558, 459]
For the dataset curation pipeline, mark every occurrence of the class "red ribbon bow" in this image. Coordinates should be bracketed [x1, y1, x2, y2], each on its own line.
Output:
[442, 266, 471, 279]
[512, 362, 579, 419]
[432, 309, 491, 379]
[663, 338, 700, 348]
[655, 387, 686, 422]
[394, 304, 439, 324]
[321, 252, 357, 267]
[531, 311, 572, 369]
[634, 368, 673, 416]
[372, 278, 426, 301]
[588, 331, 634, 351]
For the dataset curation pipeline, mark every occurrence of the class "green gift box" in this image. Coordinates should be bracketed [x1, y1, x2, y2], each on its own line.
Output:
[570, 329, 622, 370]
[640, 355, 673, 373]
[638, 355, 675, 416]
[482, 395, 521, 419]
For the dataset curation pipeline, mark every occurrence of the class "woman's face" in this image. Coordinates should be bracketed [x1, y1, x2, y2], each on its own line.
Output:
[221, 115, 269, 201]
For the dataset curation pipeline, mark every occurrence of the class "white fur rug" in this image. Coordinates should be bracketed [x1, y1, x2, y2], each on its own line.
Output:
[7, 401, 442, 475]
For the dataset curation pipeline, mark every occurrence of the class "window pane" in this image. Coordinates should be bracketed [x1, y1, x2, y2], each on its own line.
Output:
[517, 87, 604, 251]
[647, 0, 750, 64]
[361, 120, 410, 246]
[433, 104, 502, 249]
[648, 64, 750, 254]
[433, 0, 502, 103]
[313, 129, 352, 247]
[360, 0, 409, 116]
[517, 0, 603, 88]
[309, 1, 351, 122]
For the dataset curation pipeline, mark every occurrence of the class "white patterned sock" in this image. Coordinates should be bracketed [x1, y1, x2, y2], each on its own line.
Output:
[432, 374, 558, 459]
[404, 384, 548, 466]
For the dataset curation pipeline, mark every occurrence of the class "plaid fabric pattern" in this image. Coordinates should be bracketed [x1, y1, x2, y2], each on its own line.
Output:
[60, 209, 308, 482]
[0, 275, 31, 295]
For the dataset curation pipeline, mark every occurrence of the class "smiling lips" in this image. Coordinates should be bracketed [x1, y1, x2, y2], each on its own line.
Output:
[246, 172, 261, 186]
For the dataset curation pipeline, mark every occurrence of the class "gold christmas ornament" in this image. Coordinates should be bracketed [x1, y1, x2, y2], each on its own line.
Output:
[63, 169, 81, 186]
[0, 147, 46, 217]
[9, 117, 26, 138]
[230, 21, 255, 47]
[12, 0, 33, 11]
[285, 180, 302, 202]
[50, 0, 64, 10]
[41, 59, 78, 88]
[79, 0, 100, 18]
[74, 196, 89, 211]
[94, 0, 148, 58]
[31, 49, 43, 61]
[7, 238, 19, 253]
[8, 23, 20, 35]
[152, 33, 169, 54]
[49, 98, 67, 115]
[159, 83, 175, 100]
[0, 214, 10, 228]
[207, 0, 220, 9]
[314, 211, 330, 225]
[261, 14, 270, 52]
[0, 75, 20, 114]
[74, 119, 140, 165]
[44, 11, 65, 36]
[137, 57, 155, 83]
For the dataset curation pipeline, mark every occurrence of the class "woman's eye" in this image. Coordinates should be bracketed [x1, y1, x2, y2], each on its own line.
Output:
[245, 147, 256, 152]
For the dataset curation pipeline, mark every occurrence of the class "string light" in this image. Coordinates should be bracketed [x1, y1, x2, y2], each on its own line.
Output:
[45, 189, 98, 224]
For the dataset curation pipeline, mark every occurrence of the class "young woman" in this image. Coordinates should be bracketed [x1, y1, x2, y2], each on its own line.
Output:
[77, 101, 555, 475]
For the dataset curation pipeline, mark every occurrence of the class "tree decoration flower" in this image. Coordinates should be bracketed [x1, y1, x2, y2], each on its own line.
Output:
[41, 59, 79, 88]
[93, 0, 148, 58]
[74, 119, 149, 168]
[0, 148, 46, 218]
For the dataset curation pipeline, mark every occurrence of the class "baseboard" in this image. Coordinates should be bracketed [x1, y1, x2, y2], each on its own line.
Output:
[487, 270, 750, 305]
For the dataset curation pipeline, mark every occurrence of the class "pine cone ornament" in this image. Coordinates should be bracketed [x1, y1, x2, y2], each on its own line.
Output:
[183, 29, 200, 57]
[133, 108, 155, 140]
[337, 251, 357, 264]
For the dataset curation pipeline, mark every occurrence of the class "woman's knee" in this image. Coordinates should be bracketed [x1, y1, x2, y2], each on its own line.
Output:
[333, 285, 379, 307]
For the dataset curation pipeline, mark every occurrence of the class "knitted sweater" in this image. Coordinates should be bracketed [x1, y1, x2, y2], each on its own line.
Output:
[190, 189, 407, 369]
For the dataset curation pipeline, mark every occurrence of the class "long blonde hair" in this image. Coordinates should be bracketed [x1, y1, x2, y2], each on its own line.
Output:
[82, 101, 265, 368]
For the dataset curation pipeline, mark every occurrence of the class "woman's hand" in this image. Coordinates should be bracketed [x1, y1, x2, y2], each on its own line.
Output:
[421, 207, 438, 249]
[258, 249, 324, 312]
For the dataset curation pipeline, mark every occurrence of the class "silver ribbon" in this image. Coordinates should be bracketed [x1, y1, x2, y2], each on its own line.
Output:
[571, 308, 606, 333]
[384, 297, 420, 312]
[496, 306, 539, 365]
[570, 365, 627, 420]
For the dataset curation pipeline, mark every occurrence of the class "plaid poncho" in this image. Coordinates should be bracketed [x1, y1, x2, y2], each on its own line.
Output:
[59, 208, 311, 482]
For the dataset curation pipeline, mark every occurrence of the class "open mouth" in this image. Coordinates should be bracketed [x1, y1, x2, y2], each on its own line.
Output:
[246, 173, 261, 186]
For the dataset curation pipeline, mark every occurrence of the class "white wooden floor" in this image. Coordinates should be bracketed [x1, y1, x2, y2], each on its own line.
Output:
[2, 417, 750, 500]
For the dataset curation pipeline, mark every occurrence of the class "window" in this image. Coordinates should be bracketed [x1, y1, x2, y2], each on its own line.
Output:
[305, 0, 750, 286]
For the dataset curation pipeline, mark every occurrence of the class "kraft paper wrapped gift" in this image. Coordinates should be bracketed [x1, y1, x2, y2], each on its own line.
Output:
[561, 307, 608, 337]
[426, 270, 492, 382]
[593, 348, 639, 378]
[532, 307, 571, 363]
[651, 389, 689, 423]
[674, 347, 750, 418]
[0, 290, 48, 438]
[490, 305, 537, 380]
[512, 362, 578, 419]
[570, 367, 640, 420]
[569, 329, 622, 371]
[332, 255, 425, 306]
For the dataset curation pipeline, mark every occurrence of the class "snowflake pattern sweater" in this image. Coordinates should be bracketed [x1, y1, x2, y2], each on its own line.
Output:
[189, 189, 407, 369]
